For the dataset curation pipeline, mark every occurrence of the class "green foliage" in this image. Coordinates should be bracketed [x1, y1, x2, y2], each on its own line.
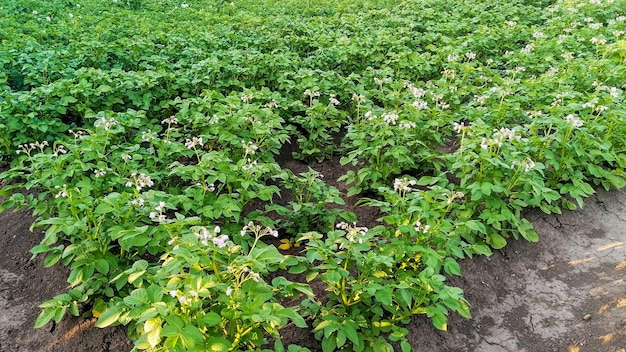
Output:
[1, 0, 626, 350]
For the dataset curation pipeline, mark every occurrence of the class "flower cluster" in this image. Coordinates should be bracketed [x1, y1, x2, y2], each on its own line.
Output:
[399, 121, 416, 129]
[304, 89, 320, 100]
[481, 127, 522, 150]
[242, 141, 258, 155]
[239, 221, 279, 238]
[405, 83, 426, 98]
[130, 198, 145, 207]
[446, 191, 465, 205]
[336, 222, 368, 243]
[393, 178, 417, 193]
[382, 112, 399, 125]
[125, 172, 154, 191]
[590, 37, 607, 45]
[54, 184, 69, 199]
[95, 117, 118, 131]
[512, 158, 536, 173]
[225, 265, 261, 283]
[16, 141, 48, 155]
[241, 93, 254, 103]
[241, 158, 258, 171]
[565, 114, 584, 128]
[93, 169, 107, 178]
[196, 182, 216, 191]
[141, 130, 157, 142]
[149, 201, 170, 223]
[193, 226, 229, 247]
[52, 145, 68, 157]
[185, 137, 203, 149]
[413, 220, 431, 234]
[266, 100, 279, 109]
[161, 116, 179, 125]
[493, 127, 522, 142]
[412, 100, 428, 110]
[453, 122, 469, 134]
[168, 289, 196, 305]
[374, 77, 390, 86]
[68, 129, 86, 139]
[351, 93, 365, 103]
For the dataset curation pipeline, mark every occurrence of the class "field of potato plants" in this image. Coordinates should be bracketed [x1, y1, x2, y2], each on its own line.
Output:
[1, 0, 625, 350]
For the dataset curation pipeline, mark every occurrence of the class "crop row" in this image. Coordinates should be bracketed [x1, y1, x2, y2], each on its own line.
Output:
[1, 0, 625, 351]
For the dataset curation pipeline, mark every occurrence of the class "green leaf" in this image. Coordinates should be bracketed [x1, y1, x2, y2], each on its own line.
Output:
[53, 306, 66, 322]
[97, 84, 113, 94]
[125, 288, 149, 306]
[336, 330, 347, 348]
[96, 306, 122, 328]
[343, 321, 360, 347]
[321, 336, 337, 352]
[182, 325, 205, 348]
[397, 288, 413, 308]
[472, 244, 492, 256]
[204, 336, 230, 351]
[92, 298, 107, 318]
[426, 307, 447, 331]
[278, 308, 308, 328]
[251, 245, 285, 264]
[119, 233, 150, 250]
[67, 267, 85, 287]
[401, 341, 413, 352]
[376, 287, 393, 306]
[456, 299, 472, 319]
[542, 188, 561, 203]
[44, 251, 63, 268]
[312, 319, 334, 333]
[30, 244, 51, 256]
[347, 186, 362, 197]
[519, 220, 539, 242]
[443, 257, 461, 276]
[128, 270, 146, 284]
[388, 329, 406, 342]
[94, 202, 114, 215]
[293, 283, 315, 299]
[69, 301, 80, 316]
[203, 312, 222, 327]
[145, 318, 162, 347]
[274, 339, 286, 352]
[95, 259, 110, 274]
[464, 220, 486, 234]
[487, 234, 507, 249]
[59, 96, 78, 106]
[416, 176, 441, 186]
[480, 181, 493, 196]
[287, 263, 308, 274]
[34, 308, 58, 328]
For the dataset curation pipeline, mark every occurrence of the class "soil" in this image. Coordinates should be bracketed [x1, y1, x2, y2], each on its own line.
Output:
[1, 154, 625, 351]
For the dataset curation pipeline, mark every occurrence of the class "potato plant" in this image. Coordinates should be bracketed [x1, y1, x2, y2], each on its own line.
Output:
[1, 0, 625, 350]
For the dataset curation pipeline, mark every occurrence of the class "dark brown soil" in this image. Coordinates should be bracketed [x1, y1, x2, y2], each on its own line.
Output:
[1, 154, 625, 351]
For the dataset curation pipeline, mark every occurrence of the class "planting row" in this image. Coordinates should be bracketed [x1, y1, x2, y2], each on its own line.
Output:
[1, 0, 625, 350]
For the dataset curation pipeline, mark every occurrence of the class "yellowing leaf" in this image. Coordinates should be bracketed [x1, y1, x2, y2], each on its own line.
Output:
[278, 239, 292, 251]
[91, 298, 107, 318]
[373, 271, 388, 278]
